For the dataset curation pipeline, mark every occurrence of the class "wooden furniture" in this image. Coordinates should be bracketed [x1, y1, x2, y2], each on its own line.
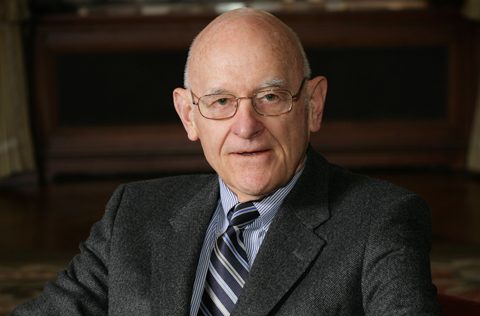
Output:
[439, 294, 480, 315]
[31, 7, 477, 177]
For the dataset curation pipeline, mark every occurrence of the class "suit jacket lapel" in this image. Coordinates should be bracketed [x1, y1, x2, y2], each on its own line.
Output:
[233, 150, 331, 316]
[150, 175, 219, 315]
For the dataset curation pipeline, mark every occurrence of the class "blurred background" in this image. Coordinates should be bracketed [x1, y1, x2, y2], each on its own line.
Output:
[0, 0, 479, 314]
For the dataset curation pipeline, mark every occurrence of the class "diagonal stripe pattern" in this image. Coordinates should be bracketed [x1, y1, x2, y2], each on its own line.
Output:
[198, 202, 259, 316]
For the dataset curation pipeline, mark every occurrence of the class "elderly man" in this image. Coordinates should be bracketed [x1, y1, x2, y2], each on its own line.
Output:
[13, 8, 439, 316]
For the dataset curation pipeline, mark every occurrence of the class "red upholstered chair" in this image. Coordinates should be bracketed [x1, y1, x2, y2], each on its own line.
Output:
[438, 294, 480, 315]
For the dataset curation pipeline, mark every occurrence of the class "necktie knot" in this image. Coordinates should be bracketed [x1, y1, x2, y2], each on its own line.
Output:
[228, 201, 260, 229]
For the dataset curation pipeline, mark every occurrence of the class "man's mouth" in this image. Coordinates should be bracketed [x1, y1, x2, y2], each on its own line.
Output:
[240, 152, 256, 156]
[236, 149, 269, 156]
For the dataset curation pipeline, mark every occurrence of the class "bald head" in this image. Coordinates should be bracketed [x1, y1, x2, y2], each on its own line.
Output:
[173, 8, 327, 201]
[184, 8, 310, 88]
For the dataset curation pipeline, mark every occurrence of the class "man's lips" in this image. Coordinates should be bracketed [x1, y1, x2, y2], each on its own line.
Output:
[233, 149, 270, 156]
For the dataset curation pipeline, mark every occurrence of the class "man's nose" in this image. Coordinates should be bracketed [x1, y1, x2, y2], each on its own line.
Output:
[231, 98, 264, 139]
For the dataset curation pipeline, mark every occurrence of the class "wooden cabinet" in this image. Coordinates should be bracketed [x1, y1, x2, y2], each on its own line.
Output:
[31, 7, 477, 177]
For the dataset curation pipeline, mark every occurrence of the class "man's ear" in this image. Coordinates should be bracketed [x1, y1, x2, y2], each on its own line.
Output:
[173, 87, 199, 141]
[307, 76, 327, 132]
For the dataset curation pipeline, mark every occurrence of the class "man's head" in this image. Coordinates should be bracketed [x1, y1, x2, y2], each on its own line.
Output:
[174, 8, 327, 202]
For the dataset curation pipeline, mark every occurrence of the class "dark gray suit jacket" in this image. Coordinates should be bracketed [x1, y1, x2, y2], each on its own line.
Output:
[12, 150, 439, 315]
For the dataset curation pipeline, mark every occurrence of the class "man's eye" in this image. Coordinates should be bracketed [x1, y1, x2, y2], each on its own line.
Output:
[213, 98, 231, 106]
[261, 93, 280, 103]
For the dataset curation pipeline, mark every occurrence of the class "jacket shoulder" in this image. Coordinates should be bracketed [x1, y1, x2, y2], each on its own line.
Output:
[325, 164, 430, 224]
[105, 173, 217, 219]
[123, 173, 216, 194]
[328, 164, 418, 202]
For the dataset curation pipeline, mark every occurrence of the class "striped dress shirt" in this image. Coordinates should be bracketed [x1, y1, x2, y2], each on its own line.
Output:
[190, 167, 304, 315]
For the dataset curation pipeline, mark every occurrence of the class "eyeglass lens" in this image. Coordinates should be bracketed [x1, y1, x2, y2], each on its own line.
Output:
[199, 90, 292, 119]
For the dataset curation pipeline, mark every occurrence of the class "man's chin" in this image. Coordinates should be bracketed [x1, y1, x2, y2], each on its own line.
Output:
[229, 178, 277, 202]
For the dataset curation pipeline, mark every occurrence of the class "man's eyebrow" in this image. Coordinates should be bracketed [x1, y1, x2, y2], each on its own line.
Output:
[204, 79, 288, 95]
[257, 79, 287, 90]
[204, 88, 233, 95]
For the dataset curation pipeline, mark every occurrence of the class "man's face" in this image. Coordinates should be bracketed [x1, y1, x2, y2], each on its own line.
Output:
[174, 15, 326, 202]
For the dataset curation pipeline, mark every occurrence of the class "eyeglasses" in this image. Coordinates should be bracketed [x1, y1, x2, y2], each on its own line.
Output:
[190, 78, 307, 120]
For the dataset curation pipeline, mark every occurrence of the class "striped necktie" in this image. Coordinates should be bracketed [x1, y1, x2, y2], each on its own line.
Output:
[199, 201, 260, 316]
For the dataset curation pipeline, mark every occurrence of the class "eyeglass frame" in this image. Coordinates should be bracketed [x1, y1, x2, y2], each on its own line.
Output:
[190, 77, 308, 120]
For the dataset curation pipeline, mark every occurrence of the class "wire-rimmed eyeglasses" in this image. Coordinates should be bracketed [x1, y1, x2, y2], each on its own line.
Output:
[190, 78, 307, 120]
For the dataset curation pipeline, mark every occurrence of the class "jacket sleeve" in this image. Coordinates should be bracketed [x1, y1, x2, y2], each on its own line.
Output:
[361, 193, 440, 315]
[11, 185, 126, 316]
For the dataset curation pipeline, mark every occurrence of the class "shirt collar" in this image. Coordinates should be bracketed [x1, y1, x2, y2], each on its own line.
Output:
[218, 163, 305, 224]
